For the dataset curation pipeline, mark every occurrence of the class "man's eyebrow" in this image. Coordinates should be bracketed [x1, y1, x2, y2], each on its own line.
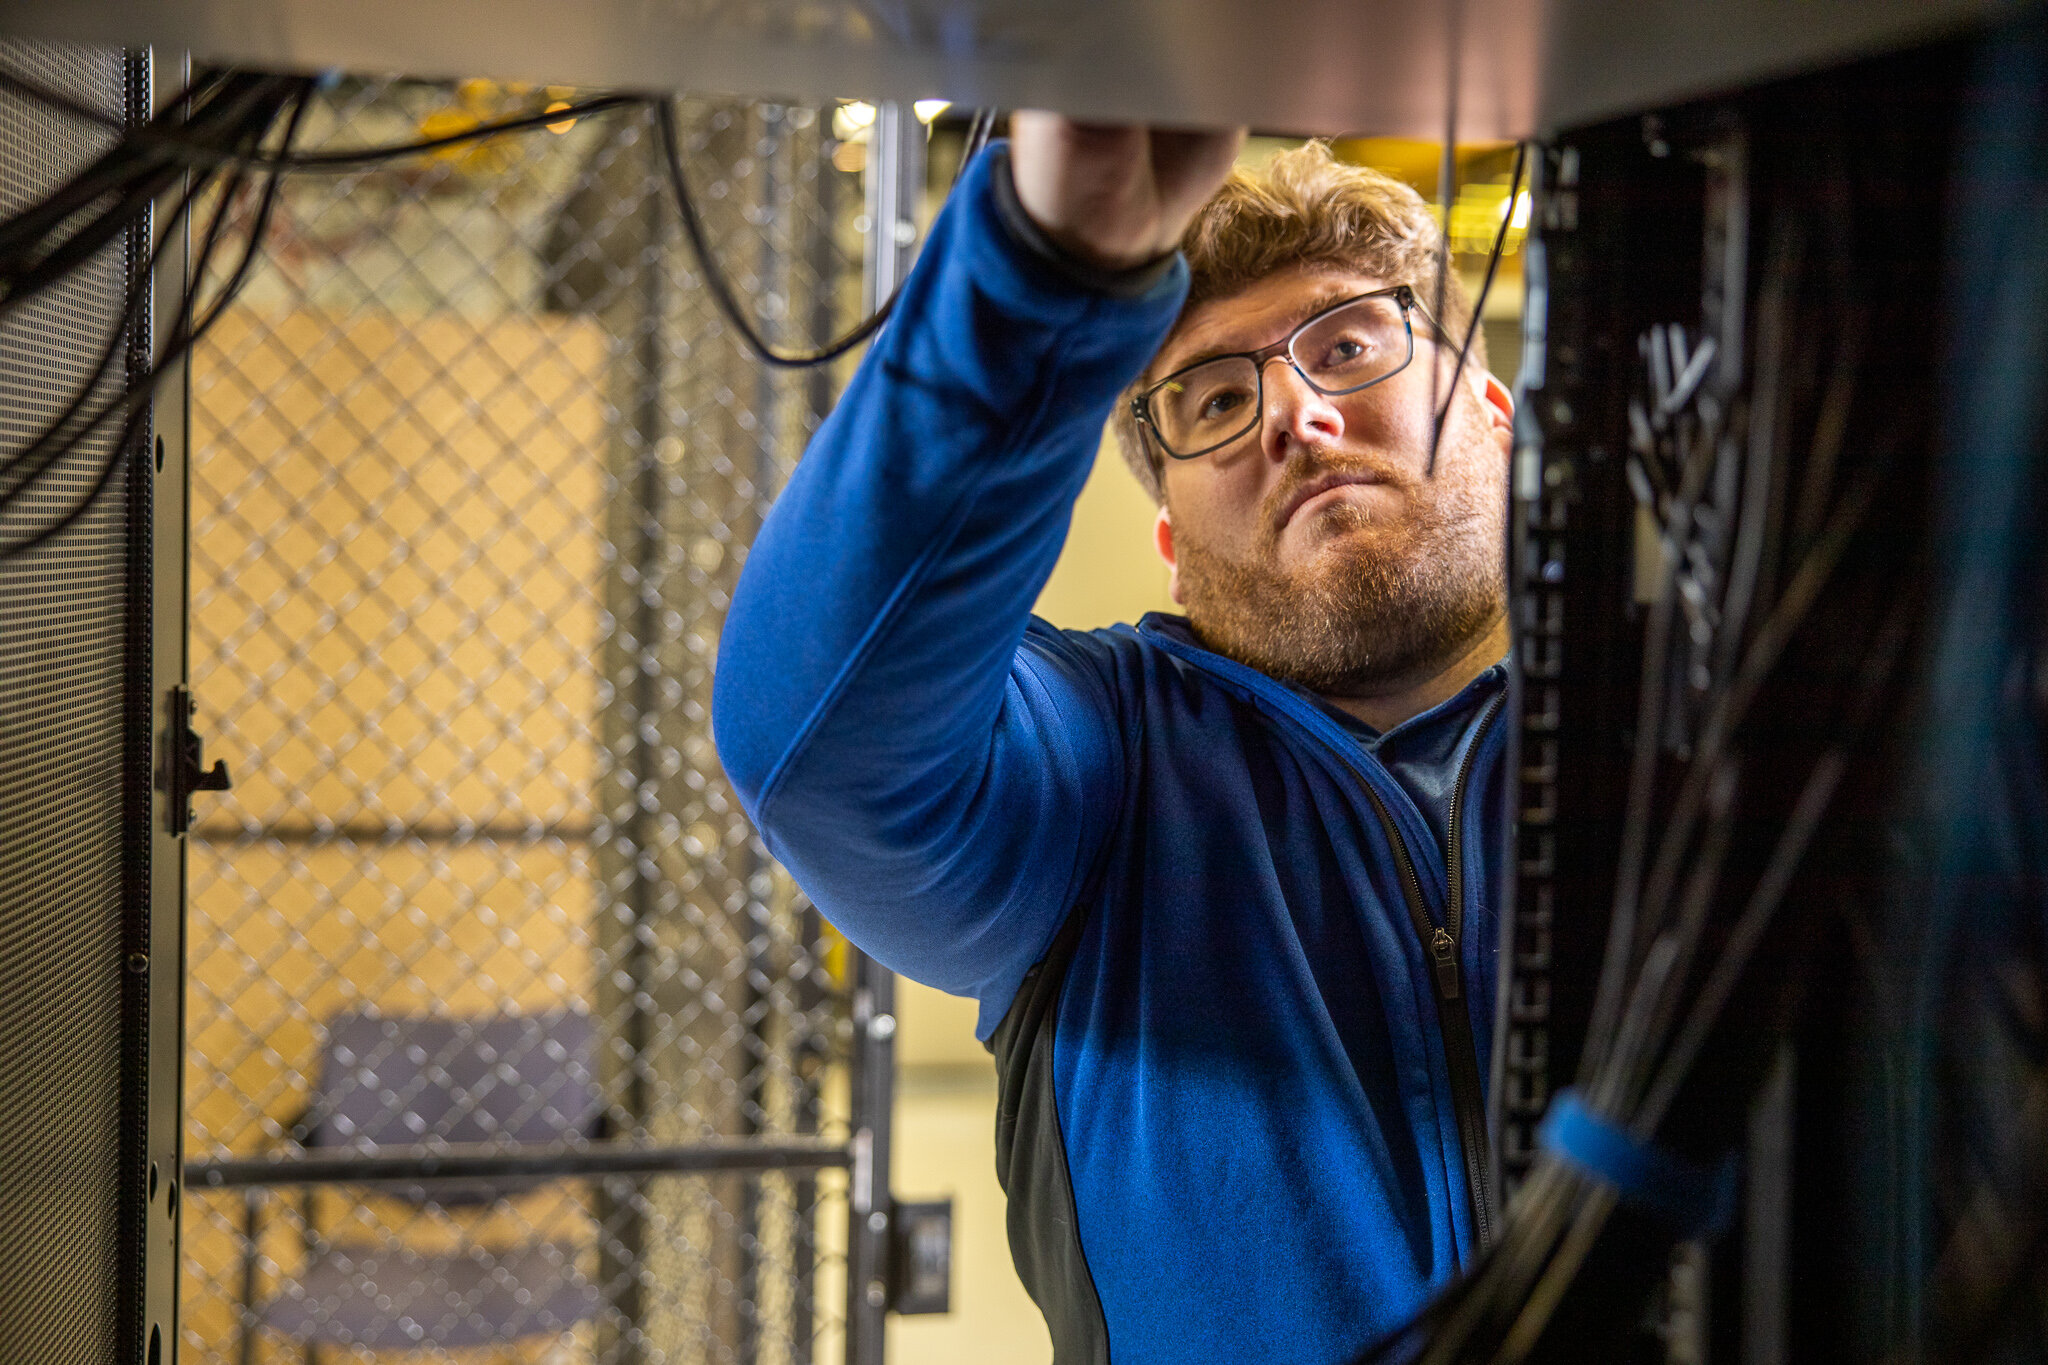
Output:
[1150, 282, 1375, 381]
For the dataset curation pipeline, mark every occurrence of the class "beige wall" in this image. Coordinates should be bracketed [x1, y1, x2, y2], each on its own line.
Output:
[184, 306, 612, 1364]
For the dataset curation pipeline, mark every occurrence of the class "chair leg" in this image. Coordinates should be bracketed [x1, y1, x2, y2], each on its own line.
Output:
[299, 1187, 321, 1365]
[239, 1188, 263, 1365]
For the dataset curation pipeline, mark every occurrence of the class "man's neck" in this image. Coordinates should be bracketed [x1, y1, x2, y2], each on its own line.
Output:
[1318, 614, 1510, 734]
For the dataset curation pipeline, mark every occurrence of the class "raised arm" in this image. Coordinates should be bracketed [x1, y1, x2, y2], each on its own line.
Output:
[711, 118, 1239, 1024]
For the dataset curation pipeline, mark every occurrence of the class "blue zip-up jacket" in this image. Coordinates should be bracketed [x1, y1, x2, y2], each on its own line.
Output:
[713, 146, 1509, 1364]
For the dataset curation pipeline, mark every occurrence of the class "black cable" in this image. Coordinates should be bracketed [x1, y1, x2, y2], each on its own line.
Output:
[1470, 467, 1889, 1365]
[961, 107, 997, 166]
[206, 93, 992, 371]
[1593, 766, 1742, 1118]
[0, 165, 213, 509]
[1, 74, 610, 551]
[1613, 461, 1889, 1112]
[1426, 0, 1462, 480]
[0, 70, 278, 322]
[1, 80, 314, 561]
[1423, 141, 1525, 477]
[0, 104, 264, 516]
[0, 76, 289, 516]
[1577, 391, 1729, 1076]
[0, 124, 291, 552]
[655, 100, 992, 371]
[1636, 593, 1912, 1128]
[1465, 543, 1907, 1363]
[151, 91, 649, 171]
[0, 174, 243, 543]
[2, 84, 986, 556]
[1414, 201, 1895, 1365]
[656, 102, 889, 368]
[0, 65, 127, 130]
[0, 69, 262, 266]
[186, 87, 314, 337]
[1607, 455, 1882, 1082]
[1438, 142, 1525, 430]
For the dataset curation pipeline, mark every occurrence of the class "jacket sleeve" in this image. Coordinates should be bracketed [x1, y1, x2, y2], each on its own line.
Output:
[711, 145, 1187, 1033]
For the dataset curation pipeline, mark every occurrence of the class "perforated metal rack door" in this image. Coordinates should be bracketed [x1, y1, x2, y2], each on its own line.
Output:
[0, 38, 157, 1365]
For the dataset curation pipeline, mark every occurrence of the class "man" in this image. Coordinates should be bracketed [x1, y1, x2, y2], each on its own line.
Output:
[712, 114, 1516, 1363]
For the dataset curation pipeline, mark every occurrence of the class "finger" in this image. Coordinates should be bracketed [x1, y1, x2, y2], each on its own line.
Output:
[1149, 127, 1247, 189]
[1148, 127, 1246, 230]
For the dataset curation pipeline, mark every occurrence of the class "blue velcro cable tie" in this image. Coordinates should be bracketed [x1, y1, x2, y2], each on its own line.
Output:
[1537, 1089, 1739, 1238]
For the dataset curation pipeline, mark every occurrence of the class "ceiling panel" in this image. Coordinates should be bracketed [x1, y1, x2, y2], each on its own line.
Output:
[1, 0, 2028, 140]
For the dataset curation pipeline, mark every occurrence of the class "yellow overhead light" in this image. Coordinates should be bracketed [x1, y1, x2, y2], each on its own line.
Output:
[832, 101, 876, 144]
[1446, 180, 1533, 255]
[914, 99, 950, 123]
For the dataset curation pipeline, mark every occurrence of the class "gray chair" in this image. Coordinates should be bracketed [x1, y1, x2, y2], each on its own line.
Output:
[241, 1010, 606, 1361]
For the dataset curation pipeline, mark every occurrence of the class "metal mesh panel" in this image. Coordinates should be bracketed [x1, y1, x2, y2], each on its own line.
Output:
[0, 38, 148, 1365]
[181, 78, 868, 1364]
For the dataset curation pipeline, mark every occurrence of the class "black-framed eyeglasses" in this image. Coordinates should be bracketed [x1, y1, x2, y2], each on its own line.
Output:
[1131, 286, 1436, 461]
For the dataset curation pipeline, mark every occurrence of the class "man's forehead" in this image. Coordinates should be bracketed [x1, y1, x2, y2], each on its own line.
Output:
[1149, 266, 1391, 382]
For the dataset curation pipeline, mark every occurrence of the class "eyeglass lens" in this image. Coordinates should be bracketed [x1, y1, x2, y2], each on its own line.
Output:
[1148, 294, 1413, 458]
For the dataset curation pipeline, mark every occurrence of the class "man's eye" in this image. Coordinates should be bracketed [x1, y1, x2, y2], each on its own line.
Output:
[1320, 336, 1373, 368]
[1199, 388, 1251, 420]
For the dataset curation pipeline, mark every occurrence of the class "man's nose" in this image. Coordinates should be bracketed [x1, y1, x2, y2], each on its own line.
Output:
[1259, 355, 1344, 459]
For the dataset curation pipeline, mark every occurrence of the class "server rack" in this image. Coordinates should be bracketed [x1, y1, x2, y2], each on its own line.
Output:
[0, 39, 185, 1365]
[1488, 20, 2048, 1362]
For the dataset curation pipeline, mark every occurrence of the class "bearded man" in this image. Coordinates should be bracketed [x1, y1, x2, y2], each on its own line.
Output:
[712, 113, 1516, 1364]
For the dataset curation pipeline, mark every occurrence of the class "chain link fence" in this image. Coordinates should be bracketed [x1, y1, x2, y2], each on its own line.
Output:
[178, 76, 891, 1365]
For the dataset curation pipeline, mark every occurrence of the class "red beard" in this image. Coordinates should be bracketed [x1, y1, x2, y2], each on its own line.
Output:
[1172, 419, 1507, 698]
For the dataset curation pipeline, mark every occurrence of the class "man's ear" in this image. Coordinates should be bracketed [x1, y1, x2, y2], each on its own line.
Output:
[1153, 503, 1184, 605]
[1476, 370, 1515, 435]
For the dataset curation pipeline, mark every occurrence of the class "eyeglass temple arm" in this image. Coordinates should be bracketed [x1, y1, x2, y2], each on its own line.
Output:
[1400, 286, 1449, 345]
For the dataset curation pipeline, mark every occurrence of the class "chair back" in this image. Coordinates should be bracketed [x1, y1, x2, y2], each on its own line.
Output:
[302, 1009, 603, 1203]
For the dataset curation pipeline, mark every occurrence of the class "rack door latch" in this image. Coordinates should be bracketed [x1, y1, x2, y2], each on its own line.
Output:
[161, 686, 232, 836]
[887, 1199, 953, 1315]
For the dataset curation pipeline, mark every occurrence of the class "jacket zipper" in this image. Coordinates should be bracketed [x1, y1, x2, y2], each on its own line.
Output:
[1341, 689, 1507, 1259]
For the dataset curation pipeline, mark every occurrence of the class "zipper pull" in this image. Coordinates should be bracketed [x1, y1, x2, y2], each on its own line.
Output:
[1430, 927, 1462, 999]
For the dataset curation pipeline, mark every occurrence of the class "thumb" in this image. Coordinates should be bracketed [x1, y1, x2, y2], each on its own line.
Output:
[1145, 127, 1247, 245]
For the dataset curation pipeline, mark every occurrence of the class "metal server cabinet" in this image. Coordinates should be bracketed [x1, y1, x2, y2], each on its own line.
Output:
[1491, 21, 2048, 1364]
[0, 40, 188, 1365]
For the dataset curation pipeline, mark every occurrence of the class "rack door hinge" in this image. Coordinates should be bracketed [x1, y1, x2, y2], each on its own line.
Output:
[160, 685, 232, 836]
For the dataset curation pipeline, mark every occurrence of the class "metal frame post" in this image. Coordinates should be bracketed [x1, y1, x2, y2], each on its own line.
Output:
[146, 45, 194, 1365]
[845, 952, 898, 1365]
[843, 100, 921, 1365]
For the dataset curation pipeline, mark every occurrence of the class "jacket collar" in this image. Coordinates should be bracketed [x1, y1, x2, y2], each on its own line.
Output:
[1134, 610, 1509, 764]
[1134, 611, 1401, 764]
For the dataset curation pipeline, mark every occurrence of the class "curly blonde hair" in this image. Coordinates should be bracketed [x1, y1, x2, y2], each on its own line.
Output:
[1113, 142, 1484, 502]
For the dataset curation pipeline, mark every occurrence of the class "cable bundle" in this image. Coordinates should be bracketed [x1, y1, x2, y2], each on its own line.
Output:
[0, 70, 315, 558]
[1365, 166, 1918, 1365]
[0, 69, 994, 561]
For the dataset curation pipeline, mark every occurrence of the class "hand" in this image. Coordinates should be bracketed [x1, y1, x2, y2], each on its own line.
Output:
[1008, 111, 1245, 273]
